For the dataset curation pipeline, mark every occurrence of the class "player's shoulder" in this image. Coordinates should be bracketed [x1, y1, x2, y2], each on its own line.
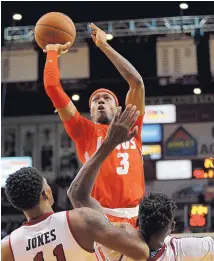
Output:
[1, 235, 10, 244]
[167, 235, 214, 254]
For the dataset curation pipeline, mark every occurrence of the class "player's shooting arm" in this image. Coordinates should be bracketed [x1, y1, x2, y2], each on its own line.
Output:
[67, 139, 114, 213]
[43, 43, 77, 121]
[90, 23, 145, 115]
[72, 207, 149, 260]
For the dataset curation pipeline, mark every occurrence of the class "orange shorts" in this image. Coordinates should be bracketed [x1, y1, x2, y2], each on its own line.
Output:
[106, 214, 138, 228]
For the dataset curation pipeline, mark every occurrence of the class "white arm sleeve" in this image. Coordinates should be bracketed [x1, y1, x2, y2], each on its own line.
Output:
[171, 236, 214, 260]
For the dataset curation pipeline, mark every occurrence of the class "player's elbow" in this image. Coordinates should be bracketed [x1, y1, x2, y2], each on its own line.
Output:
[67, 184, 77, 201]
[67, 184, 85, 206]
[130, 77, 144, 90]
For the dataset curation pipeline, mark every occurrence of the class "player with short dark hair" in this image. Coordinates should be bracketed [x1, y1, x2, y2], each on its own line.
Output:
[1, 105, 150, 261]
[69, 109, 214, 261]
[5, 167, 46, 210]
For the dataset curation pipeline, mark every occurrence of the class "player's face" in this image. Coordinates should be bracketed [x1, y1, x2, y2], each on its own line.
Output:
[90, 92, 117, 124]
[43, 178, 54, 207]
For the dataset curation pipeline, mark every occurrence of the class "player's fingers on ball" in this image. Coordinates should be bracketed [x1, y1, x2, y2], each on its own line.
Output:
[67, 42, 72, 48]
[64, 42, 71, 49]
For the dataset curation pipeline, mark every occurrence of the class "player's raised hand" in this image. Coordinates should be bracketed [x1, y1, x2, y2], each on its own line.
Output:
[89, 23, 107, 47]
[106, 105, 139, 146]
[43, 42, 72, 57]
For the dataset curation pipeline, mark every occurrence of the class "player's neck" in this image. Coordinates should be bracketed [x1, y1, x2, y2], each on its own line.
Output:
[24, 205, 54, 221]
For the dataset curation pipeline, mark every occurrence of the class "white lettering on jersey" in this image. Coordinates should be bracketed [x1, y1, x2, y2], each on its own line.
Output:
[116, 138, 137, 150]
[84, 137, 138, 175]
[96, 137, 102, 150]
[84, 137, 138, 162]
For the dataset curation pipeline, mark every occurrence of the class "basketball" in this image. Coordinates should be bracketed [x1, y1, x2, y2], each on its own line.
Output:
[34, 12, 76, 50]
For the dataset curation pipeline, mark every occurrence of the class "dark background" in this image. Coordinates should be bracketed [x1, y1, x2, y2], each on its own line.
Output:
[1, 1, 214, 117]
[2, 1, 213, 27]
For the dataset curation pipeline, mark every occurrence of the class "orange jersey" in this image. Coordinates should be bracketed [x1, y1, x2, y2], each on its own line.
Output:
[64, 111, 145, 208]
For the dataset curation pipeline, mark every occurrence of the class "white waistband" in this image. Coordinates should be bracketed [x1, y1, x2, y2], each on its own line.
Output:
[103, 205, 139, 219]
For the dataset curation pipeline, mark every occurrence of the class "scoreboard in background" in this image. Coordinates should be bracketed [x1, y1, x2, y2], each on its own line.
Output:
[155, 158, 214, 180]
[192, 158, 214, 179]
[185, 204, 212, 232]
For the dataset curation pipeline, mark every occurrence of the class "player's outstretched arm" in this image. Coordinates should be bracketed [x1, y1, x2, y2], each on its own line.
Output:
[68, 105, 139, 212]
[43, 42, 77, 121]
[1, 238, 14, 261]
[69, 207, 149, 260]
[90, 23, 145, 115]
[43, 43, 95, 145]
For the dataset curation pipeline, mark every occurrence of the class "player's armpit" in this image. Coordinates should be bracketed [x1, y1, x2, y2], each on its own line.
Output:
[126, 81, 145, 116]
[71, 208, 149, 260]
[1, 238, 14, 261]
[63, 111, 95, 146]
[68, 191, 104, 213]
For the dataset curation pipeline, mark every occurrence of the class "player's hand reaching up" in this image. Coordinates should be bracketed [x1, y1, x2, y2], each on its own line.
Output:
[43, 42, 72, 57]
[89, 23, 107, 47]
[106, 105, 139, 147]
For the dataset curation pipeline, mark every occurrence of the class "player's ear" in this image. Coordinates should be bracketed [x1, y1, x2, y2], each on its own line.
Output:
[171, 221, 176, 232]
[41, 190, 49, 201]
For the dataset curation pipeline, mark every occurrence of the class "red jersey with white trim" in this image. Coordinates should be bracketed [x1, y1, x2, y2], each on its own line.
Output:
[9, 212, 95, 261]
[63, 111, 145, 208]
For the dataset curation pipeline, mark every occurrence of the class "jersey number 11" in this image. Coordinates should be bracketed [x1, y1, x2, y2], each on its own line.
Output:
[34, 244, 66, 261]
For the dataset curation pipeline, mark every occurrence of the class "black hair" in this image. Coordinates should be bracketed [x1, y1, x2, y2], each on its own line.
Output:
[5, 167, 44, 210]
[138, 192, 177, 240]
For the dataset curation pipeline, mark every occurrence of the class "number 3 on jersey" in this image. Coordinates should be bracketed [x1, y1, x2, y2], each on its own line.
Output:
[116, 153, 129, 175]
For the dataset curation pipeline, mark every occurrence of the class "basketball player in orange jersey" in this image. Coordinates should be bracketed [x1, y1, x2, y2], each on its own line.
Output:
[43, 23, 145, 227]
[69, 110, 214, 261]
[1, 105, 150, 261]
